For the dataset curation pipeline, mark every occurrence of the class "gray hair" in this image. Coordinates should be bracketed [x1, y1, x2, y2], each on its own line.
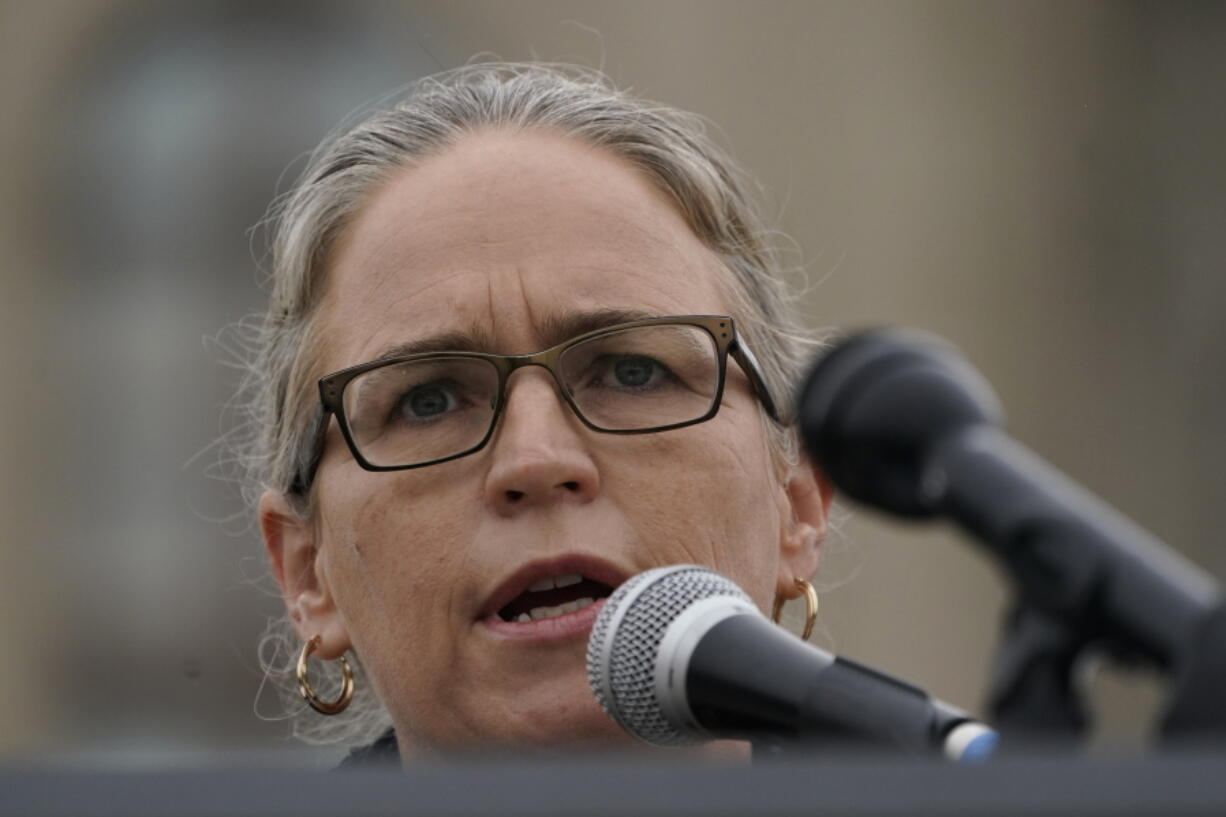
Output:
[240, 62, 822, 747]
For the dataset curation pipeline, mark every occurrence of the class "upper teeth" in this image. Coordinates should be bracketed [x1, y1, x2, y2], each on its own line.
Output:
[515, 597, 596, 622]
[528, 573, 583, 592]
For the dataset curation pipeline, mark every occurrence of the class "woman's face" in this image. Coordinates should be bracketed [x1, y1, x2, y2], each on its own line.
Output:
[262, 129, 826, 756]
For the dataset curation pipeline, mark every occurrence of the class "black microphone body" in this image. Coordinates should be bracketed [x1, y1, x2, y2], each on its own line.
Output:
[686, 611, 968, 753]
[797, 330, 1219, 666]
[932, 425, 1216, 667]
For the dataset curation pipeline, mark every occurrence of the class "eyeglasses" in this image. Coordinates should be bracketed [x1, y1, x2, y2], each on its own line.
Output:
[291, 315, 780, 492]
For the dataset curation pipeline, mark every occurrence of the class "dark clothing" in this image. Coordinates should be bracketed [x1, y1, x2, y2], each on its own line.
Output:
[336, 728, 400, 768]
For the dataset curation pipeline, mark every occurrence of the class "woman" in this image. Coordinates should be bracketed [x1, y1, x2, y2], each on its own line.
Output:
[245, 62, 831, 762]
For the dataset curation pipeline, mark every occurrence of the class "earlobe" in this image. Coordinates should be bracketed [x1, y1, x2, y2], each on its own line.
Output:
[259, 491, 351, 659]
[775, 456, 833, 599]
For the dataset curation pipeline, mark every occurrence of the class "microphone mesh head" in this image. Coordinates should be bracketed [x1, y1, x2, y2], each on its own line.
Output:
[585, 564, 750, 746]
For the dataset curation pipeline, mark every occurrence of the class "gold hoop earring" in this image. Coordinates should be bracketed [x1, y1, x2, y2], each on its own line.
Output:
[772, 577, 819, 641]
[296, 635, 354, 715]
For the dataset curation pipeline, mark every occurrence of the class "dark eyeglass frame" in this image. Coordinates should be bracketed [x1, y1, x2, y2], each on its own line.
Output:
[290, 315, 780, 495]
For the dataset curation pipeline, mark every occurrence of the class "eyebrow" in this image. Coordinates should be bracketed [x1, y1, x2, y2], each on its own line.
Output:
[367, 307, 661, 362]
[537, 307, 659, 348]
[369, 328, 496, 362]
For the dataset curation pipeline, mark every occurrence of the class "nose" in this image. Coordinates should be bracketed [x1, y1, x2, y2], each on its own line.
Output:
[483, 368, 601, 514]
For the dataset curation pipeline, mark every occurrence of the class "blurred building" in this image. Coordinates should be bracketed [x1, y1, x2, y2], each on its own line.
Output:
[1, 0, 1223, 765]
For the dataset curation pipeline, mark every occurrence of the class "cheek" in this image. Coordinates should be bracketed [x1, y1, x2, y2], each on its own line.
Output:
[317, 471, 474, 662]
[617, 418, 782, 606]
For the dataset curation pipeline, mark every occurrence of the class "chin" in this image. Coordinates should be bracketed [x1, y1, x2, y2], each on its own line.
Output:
[492, 671, 634, 750]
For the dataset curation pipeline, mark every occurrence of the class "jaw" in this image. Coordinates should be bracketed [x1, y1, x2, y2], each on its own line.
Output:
[393, 645, 633, 754]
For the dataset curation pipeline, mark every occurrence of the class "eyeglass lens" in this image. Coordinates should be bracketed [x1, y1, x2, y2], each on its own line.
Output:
[340, 323, 720, 467]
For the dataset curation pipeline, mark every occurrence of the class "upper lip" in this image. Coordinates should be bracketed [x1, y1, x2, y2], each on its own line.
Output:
[478, 553, 630, 620]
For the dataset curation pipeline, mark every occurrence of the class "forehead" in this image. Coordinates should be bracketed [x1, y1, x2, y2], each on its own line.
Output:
[317, 128, 731, 370]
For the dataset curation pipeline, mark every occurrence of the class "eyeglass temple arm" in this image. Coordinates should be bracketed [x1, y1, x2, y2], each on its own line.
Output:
[288, 404, 330, 499]
[730, 338, 785, 425]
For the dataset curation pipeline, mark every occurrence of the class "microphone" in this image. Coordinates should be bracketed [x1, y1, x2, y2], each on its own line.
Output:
[795, 329, 1219, 669]
[586, 564, 997, 761]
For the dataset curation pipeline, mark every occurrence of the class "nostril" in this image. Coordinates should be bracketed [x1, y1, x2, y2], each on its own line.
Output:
[506, 490, 525, 502]
[561, 481, 580, 492]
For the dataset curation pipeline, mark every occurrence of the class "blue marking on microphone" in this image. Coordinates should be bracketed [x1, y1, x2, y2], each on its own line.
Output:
[957, 731, 999, 763]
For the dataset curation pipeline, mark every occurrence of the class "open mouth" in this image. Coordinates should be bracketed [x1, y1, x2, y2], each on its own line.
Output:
[496, 573, 616, 623]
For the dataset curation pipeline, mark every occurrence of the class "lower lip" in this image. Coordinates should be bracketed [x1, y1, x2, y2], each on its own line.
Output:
[481, 598, 608, 642]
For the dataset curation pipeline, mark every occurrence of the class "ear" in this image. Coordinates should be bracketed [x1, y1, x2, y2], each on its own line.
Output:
[259, 490, 351, 660]
[776, 455, 835, 600]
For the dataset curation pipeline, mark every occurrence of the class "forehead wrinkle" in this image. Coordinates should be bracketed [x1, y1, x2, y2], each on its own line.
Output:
[500, 265, 544, 353]
[329, 199, 505, 318]
[347, 246, 469, 315]
[485, 262, 524, 350]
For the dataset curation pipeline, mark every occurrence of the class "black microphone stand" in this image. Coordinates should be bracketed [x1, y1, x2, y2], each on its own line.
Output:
[986, 604, 1089, 742]
[1161, 600, 1226, 740]
[988, 585, 1226, 746]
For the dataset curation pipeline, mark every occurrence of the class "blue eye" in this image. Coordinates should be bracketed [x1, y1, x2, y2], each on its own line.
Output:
[611, 355, 662, 388]
[397, 383, 455, 420]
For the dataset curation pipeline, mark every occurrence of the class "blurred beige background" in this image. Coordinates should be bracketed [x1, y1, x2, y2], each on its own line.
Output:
[1, 0, 1223, 766]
